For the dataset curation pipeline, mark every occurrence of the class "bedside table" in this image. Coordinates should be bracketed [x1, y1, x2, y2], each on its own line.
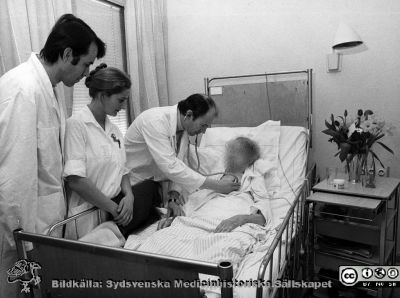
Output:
[307, 176, 400, 298]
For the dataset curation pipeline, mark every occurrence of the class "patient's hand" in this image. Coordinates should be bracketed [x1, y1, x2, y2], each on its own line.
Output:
[157, 216, 176, 230]
[214, 215, 248, 233]
[214, 212, 266, 233]
[167, 201, 184, 217]
[167, 191, 185, 217]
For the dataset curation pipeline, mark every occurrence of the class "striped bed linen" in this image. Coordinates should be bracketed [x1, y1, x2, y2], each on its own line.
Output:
[132, 216, 272, 267]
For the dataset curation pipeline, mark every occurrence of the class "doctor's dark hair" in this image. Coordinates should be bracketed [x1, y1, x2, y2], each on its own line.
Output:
[177, 94, 218, 120]
[85, 63, 131, 98]
[40, 14, 106, 65]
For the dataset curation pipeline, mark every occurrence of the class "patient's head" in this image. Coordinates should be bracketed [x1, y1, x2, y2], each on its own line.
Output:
[225, 137, 260, 173]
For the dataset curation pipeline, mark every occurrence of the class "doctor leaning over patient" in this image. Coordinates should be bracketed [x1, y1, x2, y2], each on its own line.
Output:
[64, 64, 159, 239]
[0, 14, 105, 297]
[124, 94, 241, 221]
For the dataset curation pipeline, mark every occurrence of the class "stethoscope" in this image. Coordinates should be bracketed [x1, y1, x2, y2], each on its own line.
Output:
[187, 134, 240, 183]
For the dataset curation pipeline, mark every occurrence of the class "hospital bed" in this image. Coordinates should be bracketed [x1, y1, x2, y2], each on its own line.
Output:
[13, 70, 315, 298]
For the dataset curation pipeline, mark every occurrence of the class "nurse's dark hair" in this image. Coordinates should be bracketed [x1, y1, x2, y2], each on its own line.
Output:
[40, 14, 106, 65]
[177, 94, 218, 120]
[85, 63, 131, 97]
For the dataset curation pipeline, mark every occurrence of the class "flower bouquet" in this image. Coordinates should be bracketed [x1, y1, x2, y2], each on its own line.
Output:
[322, 109, 394, 187]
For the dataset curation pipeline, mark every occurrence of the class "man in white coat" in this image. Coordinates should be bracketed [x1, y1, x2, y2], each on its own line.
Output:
[124, 94, 241, 223]
[0, 14, 105, 297]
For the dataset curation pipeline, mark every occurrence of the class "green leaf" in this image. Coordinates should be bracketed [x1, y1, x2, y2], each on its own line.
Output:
[324, 120, 336, 131]
[377, 142, 394, 154]
[374, 134, 385, 142]
[339, 143, 352, 162]
[370, 150, 385, 168]
[322, 129, 339, 137]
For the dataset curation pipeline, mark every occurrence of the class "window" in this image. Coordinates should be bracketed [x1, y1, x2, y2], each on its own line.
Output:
[72, 0, 129, 135]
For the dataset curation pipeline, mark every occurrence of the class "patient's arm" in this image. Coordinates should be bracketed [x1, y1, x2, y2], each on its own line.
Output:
[214, 211, 266, 233]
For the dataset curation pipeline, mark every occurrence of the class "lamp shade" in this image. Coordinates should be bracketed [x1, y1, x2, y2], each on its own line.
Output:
[332, 23, 363, 50]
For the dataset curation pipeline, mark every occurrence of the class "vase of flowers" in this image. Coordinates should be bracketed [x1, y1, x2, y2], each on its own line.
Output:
[323, 109, 394, 186]
[346, 154, 363, 184]
[363, 147, 376, 188]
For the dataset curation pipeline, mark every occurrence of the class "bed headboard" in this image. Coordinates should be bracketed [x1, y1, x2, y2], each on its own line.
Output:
[204, 69, 312, 131]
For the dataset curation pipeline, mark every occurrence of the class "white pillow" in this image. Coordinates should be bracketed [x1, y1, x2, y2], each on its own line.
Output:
[186, 120, 281, 176]
[200, 120, 280, 157]
[186, 145, 224, 176]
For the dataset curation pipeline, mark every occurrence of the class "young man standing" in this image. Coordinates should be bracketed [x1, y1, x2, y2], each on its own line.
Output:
[0, 14, 105, 297]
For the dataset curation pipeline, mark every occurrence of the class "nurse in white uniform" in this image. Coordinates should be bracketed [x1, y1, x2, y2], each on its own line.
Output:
[124, 94, 241, 219]
[0, 14, 105, 297]
[64, 64, 137, 239]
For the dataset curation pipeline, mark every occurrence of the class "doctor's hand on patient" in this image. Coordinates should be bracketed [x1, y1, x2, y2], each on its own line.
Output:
[203, 177, 240, 194]
[114, 193, 134, 226]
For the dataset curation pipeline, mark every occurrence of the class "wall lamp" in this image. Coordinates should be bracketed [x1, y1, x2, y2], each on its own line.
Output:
[327, 23, 364, 72]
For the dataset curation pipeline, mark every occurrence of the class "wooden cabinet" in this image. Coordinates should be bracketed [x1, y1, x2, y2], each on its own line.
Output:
[307, 177, 400, 298]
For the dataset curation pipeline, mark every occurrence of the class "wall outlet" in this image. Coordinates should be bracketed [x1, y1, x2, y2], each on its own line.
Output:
[377, 167, 390, 177]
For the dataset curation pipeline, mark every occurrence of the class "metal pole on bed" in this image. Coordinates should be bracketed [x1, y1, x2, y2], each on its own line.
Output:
[47, 206, 98, 236]
[218, 261, 233, 298]
[13, 229, 35, 298]
[256, 165, 316, 298]
[307, 68, 313, 148]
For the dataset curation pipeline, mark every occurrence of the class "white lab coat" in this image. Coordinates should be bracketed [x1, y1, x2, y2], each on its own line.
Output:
[0, 53, 66, 297]
[124, 105, 206, 194]
[63, 106, 129, 239]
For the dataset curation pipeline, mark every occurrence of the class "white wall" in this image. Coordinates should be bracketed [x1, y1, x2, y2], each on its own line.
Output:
[166, 0, 400, 179]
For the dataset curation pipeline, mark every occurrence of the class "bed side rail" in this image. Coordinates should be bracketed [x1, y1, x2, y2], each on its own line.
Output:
[47, 206, 99, 236]
[13, 229, 233, 298]
[256, 163, 316, 298]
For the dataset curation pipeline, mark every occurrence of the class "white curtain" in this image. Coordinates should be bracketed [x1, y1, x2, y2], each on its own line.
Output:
[125, 0, 169, 118]
[0, 0, 73, 112]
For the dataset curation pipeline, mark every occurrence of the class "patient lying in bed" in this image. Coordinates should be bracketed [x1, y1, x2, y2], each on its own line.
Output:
[187, 136, 269, 232]
[125, 137, 277, 267]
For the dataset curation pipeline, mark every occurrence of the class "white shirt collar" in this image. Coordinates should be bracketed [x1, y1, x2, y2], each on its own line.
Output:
[176, 107, 184, 132]
[80, 105, 112, 132]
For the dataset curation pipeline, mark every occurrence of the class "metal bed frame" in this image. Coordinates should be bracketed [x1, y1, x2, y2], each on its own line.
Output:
[13, 228, 234, 298]
[13, 164, 316, 298]
[13, 69, 315, 297]
[256, 163, 316, 298]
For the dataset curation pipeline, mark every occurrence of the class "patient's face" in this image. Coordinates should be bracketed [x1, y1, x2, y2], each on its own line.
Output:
[225, 149, 252, 174]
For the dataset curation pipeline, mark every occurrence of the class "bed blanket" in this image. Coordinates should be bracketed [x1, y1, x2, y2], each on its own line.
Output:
[124, 158, 279, 271]
[129, 216, 272, 269]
